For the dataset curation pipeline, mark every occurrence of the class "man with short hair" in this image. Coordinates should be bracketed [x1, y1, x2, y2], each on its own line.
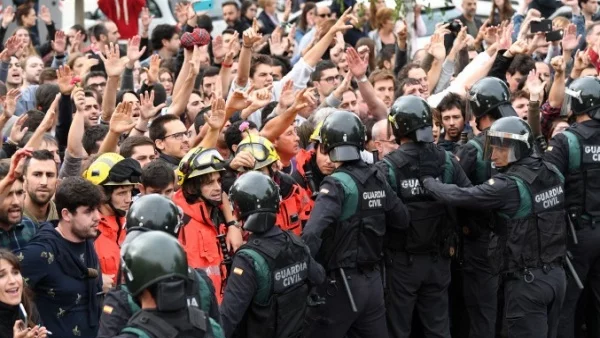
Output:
[454, 0, 482, 37]
[85, 71, 108, 94]
[149, 114, 191, 169]
[506, 55, 536, 93]
[139, 160, 176, 199]
[146, 24, 180, 65]
[437, 93, 467, 151]
[18, 176, 104, 338]
[0, 151, 36, 251]
[371, 119, 398, 159]
[222, 1, 250, 35]
[311, 60, 341, 104]
[119, 136, 157, 168]
[23, 150, 59, 226]
[369, 69, 396, 108]
[200, 66, 220, 100]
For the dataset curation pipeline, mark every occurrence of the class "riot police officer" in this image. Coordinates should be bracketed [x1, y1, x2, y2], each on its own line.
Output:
[98, 194, 221, 338]
[376, 95, 471, 338]
[219, 171, 324, 338]
[545, 76, 600, 338]
[455, 76, 518, 338]
[113, 231, 224, 337]
[421, 116, 567, 338]
[301, 111, 410, 338]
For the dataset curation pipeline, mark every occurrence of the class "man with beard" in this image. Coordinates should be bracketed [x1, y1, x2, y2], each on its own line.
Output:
[222, 1, 250, 35]
[437, 93, 467, 151]
[18, 176, 104, 338]
[149, 114, 192, 169]
[0, 149, 36, 251]
[22, 150, 59, 226]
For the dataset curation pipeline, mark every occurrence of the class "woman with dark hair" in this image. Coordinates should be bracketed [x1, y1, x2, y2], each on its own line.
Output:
[296, 2, 316, 43]
[490, 0, 514, 25]
[241, 0, 258, 27]
[0, 249, 49, 338]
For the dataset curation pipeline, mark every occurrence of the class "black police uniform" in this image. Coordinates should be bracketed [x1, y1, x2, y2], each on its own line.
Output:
[302, 160, 410, 338]
[378, 142, 471, 338]
[112, 307, 219, 338]
[98, 268, 220, 337]
[454, 132, 501, 338]
[422, 155, 567, 338]
[220, 226, 325, 338]
[545, 119, 600, 338]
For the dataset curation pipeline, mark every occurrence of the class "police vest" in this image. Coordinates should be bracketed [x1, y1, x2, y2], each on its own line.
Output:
[458, 134, 497, 239]
[121, 268, 213, 316]
[465, 134, 494, 185]
[120, 306, 224, 338]
[382, 147, 456, 255]
[561, 125, 600, 225]
[489, 162, 567, 274]
[317, 164, 388, 270]
[234, 231, 311, 338]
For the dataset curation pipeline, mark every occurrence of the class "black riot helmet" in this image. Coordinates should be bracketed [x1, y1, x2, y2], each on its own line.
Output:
[320, 110, 366, 162]
[388, 95, 434, 143]
[121, 231, 189, 307]
[467, 77, 517, 125]
[125, 194, 184, 236]
[229, 171, 280, 233]
[565, 76, 600, 119]
[484, 116, 534, 170]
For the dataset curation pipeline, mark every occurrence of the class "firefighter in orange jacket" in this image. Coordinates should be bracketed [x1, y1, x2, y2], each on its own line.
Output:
[235, 134, 311, 236]
[83, 152, 142, 287]
[173, 147, 243, 303]
[292, 123, 335, 211]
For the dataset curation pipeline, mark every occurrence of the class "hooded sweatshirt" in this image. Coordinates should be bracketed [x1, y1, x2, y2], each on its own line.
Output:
[17, 222, 102, 338]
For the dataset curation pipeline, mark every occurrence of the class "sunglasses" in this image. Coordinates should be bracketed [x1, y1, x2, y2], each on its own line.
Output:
[318, 13, 332, 18]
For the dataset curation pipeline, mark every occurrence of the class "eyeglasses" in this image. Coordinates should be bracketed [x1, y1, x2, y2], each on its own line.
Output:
[88, 82, 107, 89]
[318, 13, 331, 18]
[164, 131, 192, 140]
[321, 75, 343, 84]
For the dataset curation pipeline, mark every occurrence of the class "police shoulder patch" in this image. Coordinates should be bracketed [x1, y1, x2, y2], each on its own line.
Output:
[103, 305, 113, 314]
[487, 178, 495, 185]
[233, 267, 244, 276]
[547, 146, 553, 151]
[320, 188, 329, 194]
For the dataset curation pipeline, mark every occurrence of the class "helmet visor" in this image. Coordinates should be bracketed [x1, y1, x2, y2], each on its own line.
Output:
[484, 130, 530, 168]
[328, 145, 360, 162]
[414, 126, 434, 143]
[563, 87, 580, 117]
[186, 148, 226, 181]
[236, 143, 269, 162]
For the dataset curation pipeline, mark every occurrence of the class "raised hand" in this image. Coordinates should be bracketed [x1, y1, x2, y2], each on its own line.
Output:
[289, 88, 316, 115]
[72, 87, 86, 112]
[333, 70, 353, 99]
[9, 115, 28, 144]
[39, 5, 52, 25]
[248, 87, 273, 110]
[51, 30, 67, 55]
[205, 97, 226, 130]
[278, 80, 295, 108]
[346, 46, 368, 78]
[508, 39, 528, 56]
[175, 3, 188, 26]
[56, 65, 75, 94]
[99, 43, 130, 78]
[4, 36, 22, 58]
[429, 32, 447, 60]
[226, 88, 252, 112]
[551, 55, 566, 74]
[562, 23, 580, 51]
[68, 30, 84, 54]
[573, 49, 590, 71]
[39, 94, 60, 131]
[3, 89, 21, 119]
[330, 7, 356, 35]
[526, 69, 546, 100]
[269, 26, 286, 56]
[2, 6, 14, 29]
[188, 45, 202, 75]
[126, 35, 147, 66]
[146, 54, 161, 84]
[109, 102, 136, 134]
[140, 7, 153, 32]
[7, 148, 32, 183]
[243, 19, 263, 48]
[139, 90, 166, 120]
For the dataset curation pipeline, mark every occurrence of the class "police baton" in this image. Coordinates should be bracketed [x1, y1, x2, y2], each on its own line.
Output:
[565, 251, 584, 290]
[339, 268, 358, 313]
[567, 215, 579, 245]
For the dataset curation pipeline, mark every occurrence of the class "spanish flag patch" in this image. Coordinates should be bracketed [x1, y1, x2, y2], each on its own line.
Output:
[103, 305, 114, 314]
